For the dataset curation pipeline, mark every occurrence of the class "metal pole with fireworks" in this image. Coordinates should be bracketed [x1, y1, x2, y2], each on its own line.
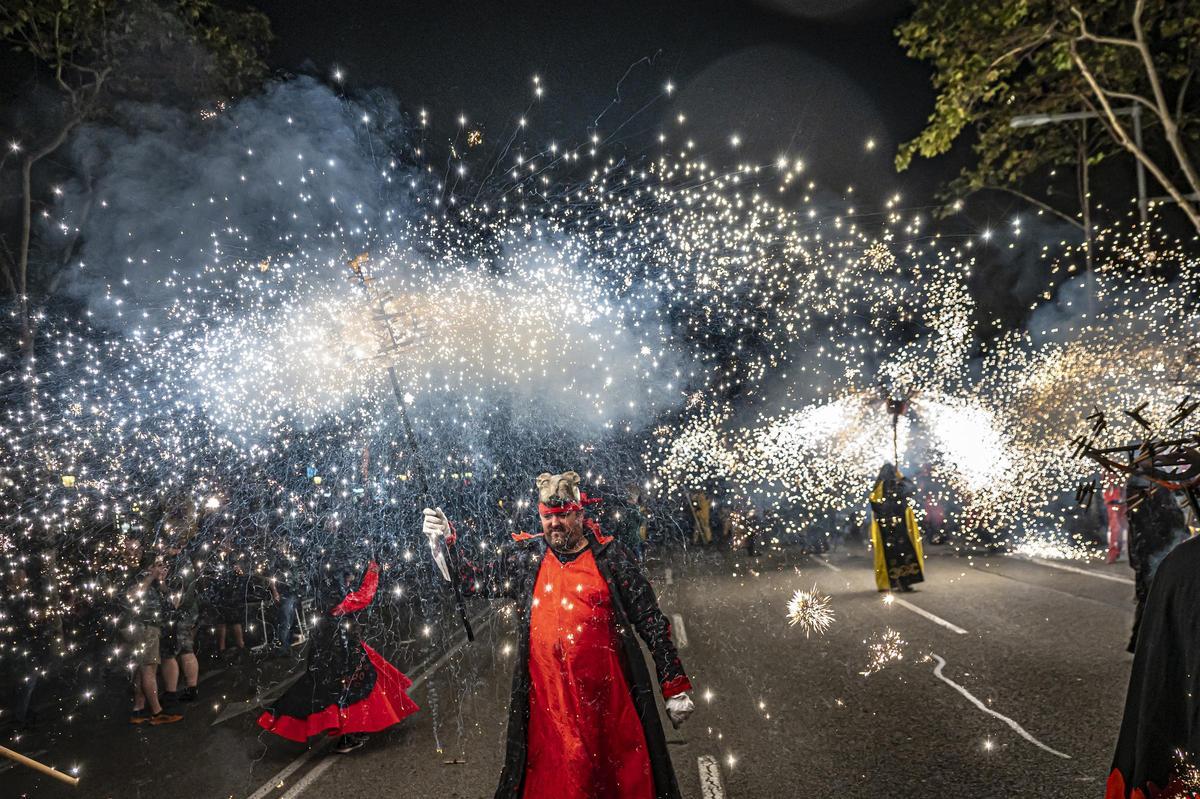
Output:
[886, 394, 913, 467]
[346, 253, 474, 642]
[1074, 398, 1200, 524]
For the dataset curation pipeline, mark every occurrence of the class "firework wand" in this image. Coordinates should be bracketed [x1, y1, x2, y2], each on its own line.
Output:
[347, 254, 474, 642]
[0, 745, 79, 787]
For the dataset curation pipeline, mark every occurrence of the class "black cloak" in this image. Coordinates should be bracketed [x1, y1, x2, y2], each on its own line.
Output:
[1108, 535, 1200, 798]
[450, 522, 690, 799]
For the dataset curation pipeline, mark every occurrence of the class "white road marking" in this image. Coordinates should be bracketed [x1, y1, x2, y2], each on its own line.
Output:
[243, 607, 491, 799]
[215, 670, 307, 726]
[245, 746, 328, 799]
[891, 597, 968, 635]
[697, 755, 726, 799]
[930, 653, 1071, 759]
[814, 555, 842, 572]
[672, 613, 688, 648]
[277, 756, 337, 799]
[664, 567, 674, 585]
[1028, 558, 1135, 585]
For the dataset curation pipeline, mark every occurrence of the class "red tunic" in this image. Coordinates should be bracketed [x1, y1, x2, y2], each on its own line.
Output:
[522, 546, 654, 799]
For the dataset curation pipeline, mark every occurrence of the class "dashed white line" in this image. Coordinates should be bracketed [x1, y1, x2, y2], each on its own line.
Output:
[671, 613, 688, 648]
[891, 597, 968, 635]
[814, 555, 842, 573]
[664, 567, 674, 585]
[1028, 558, 1135, 585]
[697, 755, 726, 799]
[930, 653, 1071, 759]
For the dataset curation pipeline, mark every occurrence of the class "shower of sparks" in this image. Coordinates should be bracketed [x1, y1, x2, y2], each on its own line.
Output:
[786, 584, 835, 637]
[0, 63, 1197, 738]
[860, 628, 906, 676]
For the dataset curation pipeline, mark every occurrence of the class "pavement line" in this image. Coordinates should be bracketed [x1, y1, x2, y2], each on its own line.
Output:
[891, 597, 968, 635]
[664, 567, 673, 585]
[242, 607, 491, 799]
[277, 756, 337, 799]
[245, 746, 328, 799]
[814, 555, 842, 572]
[1027, 557, 1135, 585]
[930, 653, 1071, 759]
[215, 670, 308, 726]
[672, 613, 688, 648]
[697, 755, 726, 799]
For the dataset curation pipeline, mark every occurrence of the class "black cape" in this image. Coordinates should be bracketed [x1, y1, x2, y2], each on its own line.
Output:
[1108, 534, 1200, 798]
[1126, 477, 1188, 652]
[452, 523, 690, 799]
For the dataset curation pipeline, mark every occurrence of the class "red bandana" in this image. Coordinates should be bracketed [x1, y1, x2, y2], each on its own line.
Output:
[537, 492, 602, 515]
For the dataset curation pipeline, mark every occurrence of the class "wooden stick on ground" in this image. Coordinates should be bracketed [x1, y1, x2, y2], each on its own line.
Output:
[0, 744, 80, 787]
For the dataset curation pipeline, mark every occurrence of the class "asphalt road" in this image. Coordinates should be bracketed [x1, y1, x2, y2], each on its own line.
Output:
[3, 544, 1137, 798]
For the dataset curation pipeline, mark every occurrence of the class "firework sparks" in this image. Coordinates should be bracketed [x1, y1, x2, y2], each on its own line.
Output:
[786, 584, 835, 637]
[860, 628, 906, 676]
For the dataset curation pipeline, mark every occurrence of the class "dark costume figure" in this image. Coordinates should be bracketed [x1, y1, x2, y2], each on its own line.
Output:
[605, 486, 647, 558]
[868, 463, 925, 592]
[1104, 476, 1129, 564]
[1107, 535, 1200, 798]
[427, 471, 692, 799]
[1126, 474, 1188, 653]
[257, 561, 418, 747]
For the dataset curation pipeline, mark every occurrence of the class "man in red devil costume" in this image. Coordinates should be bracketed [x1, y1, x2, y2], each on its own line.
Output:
[423, 470, 694, 799]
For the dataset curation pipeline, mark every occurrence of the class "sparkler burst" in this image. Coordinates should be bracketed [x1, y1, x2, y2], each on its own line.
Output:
[1, 64, 1198, 732]
[860, 628, 907, 676]
[785, 584, 835, 637]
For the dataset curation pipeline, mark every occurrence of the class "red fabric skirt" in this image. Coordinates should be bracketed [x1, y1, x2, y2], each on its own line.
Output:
[257, 643, 419, 742]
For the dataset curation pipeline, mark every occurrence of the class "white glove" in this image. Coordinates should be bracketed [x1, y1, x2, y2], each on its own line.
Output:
[665, 692, 694, 729]
[422, 507, 451, 582]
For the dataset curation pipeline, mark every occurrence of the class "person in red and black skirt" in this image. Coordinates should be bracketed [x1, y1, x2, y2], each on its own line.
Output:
[257, 556, 418, 753]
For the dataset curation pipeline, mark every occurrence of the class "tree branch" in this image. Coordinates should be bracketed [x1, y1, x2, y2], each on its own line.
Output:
[1071, 43, 1200, 231]
[1177, 65, 1194, 125]
[976, 185, 1085, 230]
[986, 24, 1059, 73]
[1127, 0, 1200, 199]
[1070, 7, 1139, 50]
[1088, 86, 1158, 116]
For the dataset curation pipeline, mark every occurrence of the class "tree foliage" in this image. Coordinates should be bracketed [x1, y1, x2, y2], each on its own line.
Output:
[896, 0, 1200, 230]
[0, 0, 271, 333]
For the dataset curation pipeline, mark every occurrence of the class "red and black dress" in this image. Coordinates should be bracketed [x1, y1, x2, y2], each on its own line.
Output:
[257, 561, 419, 742]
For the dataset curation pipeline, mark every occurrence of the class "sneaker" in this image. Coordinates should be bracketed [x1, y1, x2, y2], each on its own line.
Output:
[148, 712, 183, 725]
[129, 709, 151, 725]
[178, 687, 198, 702]
[334, 734, 367, 754]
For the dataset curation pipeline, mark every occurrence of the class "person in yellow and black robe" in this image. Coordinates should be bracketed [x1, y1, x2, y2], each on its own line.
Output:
[868, 463, 925, 592]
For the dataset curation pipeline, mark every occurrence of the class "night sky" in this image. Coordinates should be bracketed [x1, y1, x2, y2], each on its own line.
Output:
[253, 0, 954, 208]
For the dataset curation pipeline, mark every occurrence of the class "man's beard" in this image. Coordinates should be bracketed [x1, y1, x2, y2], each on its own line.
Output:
[547, 528, 583, 553]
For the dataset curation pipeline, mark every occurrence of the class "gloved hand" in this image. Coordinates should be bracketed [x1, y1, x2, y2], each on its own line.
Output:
[665, 692, 694, 729]
[422, 507, 451, 581]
